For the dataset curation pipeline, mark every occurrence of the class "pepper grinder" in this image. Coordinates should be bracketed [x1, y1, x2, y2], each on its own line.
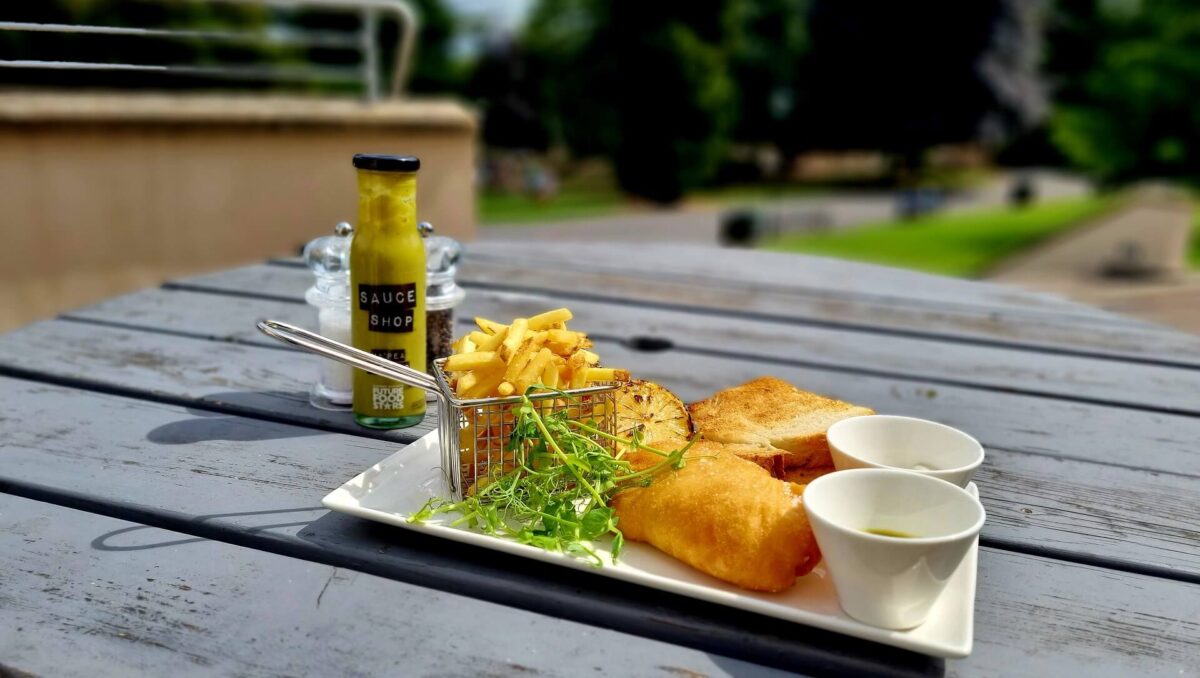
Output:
[303, 222, 354, 410]
[423, 223, 465, 373]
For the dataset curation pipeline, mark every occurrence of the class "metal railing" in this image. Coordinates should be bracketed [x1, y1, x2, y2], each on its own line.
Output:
[0, 0, 418, 101]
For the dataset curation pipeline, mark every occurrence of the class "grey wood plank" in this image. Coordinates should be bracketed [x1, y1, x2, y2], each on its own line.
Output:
[457, 288, 1200, 414]
[0, 494, 790, 678]
[272, 240, 1133, 322]
[65, 286, 1200, 415]
[1, 374, 1197, 586]
[457, 259, 1200, 368]
[951, 551, 1200, 677]
[4, 317, 1200, 577]
[53, 292, 1200, 477]
[464, 242, 1148, 322]
[0, 318, 437, 446]
[0, 385, 935, 677]
[1, 380, 1196, 676]
[203, 261, 1200, 369]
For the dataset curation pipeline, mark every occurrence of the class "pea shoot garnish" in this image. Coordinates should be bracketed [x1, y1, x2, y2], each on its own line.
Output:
[410, 388, 694, 566]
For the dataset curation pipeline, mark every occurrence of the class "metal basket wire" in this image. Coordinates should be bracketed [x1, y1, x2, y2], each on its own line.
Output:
[431, 359, 618, 500]
[255, 320, 619, 501]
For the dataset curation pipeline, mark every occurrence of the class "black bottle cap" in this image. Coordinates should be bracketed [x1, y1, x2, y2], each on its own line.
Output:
[352, 154, 420, 172]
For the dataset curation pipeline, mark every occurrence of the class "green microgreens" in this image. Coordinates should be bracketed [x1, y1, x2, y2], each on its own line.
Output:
[410, 385, 692, 566]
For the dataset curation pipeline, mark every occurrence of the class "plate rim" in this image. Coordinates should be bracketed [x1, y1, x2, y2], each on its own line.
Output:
[322, 430, 978, 659]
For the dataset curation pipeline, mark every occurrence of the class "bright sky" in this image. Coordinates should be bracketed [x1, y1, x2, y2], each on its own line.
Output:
[443, 0, 535, 57]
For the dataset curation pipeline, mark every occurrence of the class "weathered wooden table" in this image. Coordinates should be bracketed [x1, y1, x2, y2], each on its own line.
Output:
[3, 242, 1199, 677]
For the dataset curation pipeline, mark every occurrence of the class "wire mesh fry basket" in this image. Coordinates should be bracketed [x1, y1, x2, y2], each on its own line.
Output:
[257, 320, 618, 500]
[430, 363, 617, 498]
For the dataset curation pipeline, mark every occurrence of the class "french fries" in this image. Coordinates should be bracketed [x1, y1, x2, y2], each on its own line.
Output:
[440, 308, 627, 400]
[527, 307, 572, 330]
[446, 308, 631, 492]
[444, 351, 503, 372]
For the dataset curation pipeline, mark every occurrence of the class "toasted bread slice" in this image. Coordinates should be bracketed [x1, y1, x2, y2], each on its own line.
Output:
[689, 377, 873, 469]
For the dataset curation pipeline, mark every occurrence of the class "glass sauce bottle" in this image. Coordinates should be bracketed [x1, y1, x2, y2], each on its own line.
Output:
[350, 154, 426, 429]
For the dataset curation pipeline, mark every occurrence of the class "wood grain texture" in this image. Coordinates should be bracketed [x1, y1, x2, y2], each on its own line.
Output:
[10, 252, 1200, 673]
[1, 372, 1197, 583]
[0, 382, 935, 677]
[67, 285, 1200, 415]
[463, 242, 1144, 321]
[0, 319, 437, 445]
[54, 290, 1200, 477]
[186, 260, 1200, 369]
[0, 380, 1196, 676]
[0, 495, 791, 678]
[4, 315, 1200, 575]
[457, 258, 1200, 369]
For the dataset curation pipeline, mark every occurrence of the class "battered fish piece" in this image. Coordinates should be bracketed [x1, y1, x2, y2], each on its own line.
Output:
[614, 440, 822, 593]
[783, 465, 835, 485]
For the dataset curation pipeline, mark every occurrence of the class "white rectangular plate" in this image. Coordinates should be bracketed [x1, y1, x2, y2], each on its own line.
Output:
[323, 430, 978, 658]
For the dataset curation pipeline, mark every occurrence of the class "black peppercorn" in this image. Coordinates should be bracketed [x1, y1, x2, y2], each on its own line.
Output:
[427, 308, 455, 368]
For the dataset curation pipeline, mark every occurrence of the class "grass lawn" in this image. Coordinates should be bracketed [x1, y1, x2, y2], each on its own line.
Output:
[765, 195, 1116, 278]
[479, 187, 629, 225]
[1191, 207, 1200, 269]
[692, 182, 824, 205]
[479, 183, 821, 225]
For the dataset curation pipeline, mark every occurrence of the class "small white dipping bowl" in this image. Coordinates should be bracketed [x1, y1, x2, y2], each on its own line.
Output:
[804, 468, 986, 630]
[826, 415, 984, 488]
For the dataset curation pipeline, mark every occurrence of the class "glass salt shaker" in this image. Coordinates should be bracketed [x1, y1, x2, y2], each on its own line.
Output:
[303, 222, 354, 410]
[423, 223, 465, 375]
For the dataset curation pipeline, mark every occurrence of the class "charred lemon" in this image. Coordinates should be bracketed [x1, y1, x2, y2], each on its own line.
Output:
[613, 380, 691, 446]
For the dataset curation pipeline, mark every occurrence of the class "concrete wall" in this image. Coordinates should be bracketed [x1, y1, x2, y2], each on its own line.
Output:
[0, 92, 476, 331]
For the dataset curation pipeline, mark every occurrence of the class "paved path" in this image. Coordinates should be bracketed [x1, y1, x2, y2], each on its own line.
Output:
[990, 187, 1197, 335]
[481, 170, 1091, 243]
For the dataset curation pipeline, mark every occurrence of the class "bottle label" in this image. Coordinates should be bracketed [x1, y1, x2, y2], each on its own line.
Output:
[358, 283, 418, 333]
[370, 348, 408, 365]
[371, 384, 408, 410]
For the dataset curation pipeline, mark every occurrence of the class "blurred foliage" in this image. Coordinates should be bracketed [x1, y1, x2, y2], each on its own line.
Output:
[11, 0, 1200, 197]
[1046, 0, 1200, 185]
[0, 0, 461, 96]
[404, 0, 462, 93]
[784, 0, 1040, 164]
[504, 0, 1040, 202]
[516, 0, 740, 203]
[727, 0, 809, 152]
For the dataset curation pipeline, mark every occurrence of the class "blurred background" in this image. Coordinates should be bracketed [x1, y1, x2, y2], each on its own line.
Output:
[1, 0, 1196, 333]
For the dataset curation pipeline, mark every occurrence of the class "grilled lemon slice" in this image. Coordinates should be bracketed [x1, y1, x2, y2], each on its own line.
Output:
[613, 380, 691, 446]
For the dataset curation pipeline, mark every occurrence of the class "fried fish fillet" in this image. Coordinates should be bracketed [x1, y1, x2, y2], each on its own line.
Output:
[689, 377, 874, 470]
[613, 440, 822, 593]
[783, 465, 835, 485]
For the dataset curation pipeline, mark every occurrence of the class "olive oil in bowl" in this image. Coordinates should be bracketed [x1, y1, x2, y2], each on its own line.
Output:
[863, 528, 917, 538]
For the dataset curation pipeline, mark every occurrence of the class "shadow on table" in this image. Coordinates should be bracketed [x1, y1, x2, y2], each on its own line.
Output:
[145, 394, 328, 445]
[91, 506, 325, 552]
[294, 510, 946, 677]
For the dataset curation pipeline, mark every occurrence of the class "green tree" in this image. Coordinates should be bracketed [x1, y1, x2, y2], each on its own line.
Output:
[388, 0, 462, 94]
[779, 0, 1043, 173]
[522, 0, 741, 203]
[523, 0, 617, 157]
[728, 0, 810, 152]
[1047, 0, 1200, 184]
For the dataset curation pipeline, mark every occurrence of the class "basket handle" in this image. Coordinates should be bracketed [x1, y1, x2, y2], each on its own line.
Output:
[256, 319, 440, 394]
